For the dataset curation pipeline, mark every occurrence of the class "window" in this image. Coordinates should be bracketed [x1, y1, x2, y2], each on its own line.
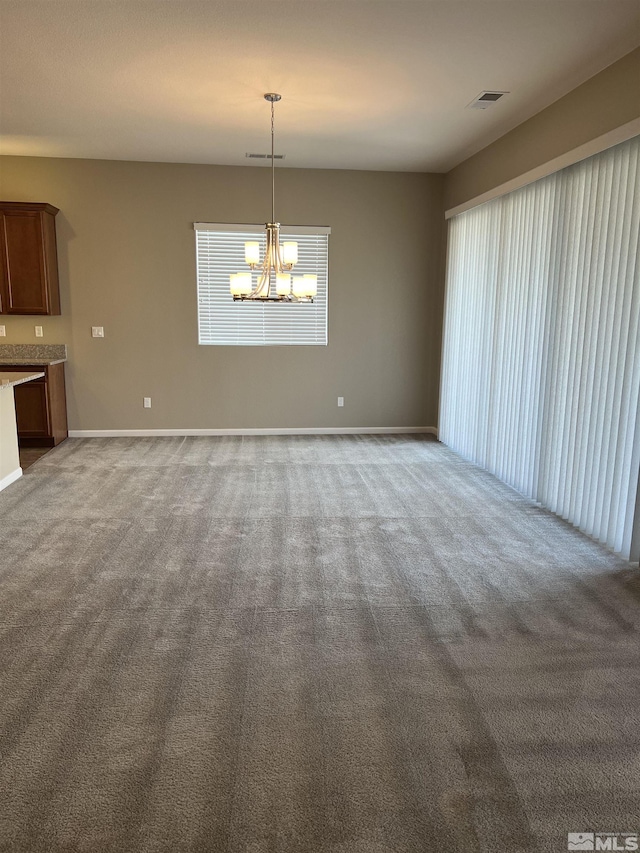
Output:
[440, 136, 640, 558]
[195, 223, 330, 346]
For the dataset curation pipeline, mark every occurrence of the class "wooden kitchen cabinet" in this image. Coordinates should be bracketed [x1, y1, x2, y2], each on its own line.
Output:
[0, 363, 68, 446]
[0, 202, 61, 315]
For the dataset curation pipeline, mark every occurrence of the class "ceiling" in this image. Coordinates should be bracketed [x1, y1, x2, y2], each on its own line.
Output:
[1, 1, 639, 173]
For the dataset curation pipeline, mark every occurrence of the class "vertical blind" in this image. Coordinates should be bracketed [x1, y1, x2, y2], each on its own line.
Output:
[195, 223, 329, 346]
[440, 136, 640, 558]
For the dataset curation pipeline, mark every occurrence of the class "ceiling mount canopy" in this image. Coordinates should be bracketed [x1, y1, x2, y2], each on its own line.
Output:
[230, 94, 317, 303]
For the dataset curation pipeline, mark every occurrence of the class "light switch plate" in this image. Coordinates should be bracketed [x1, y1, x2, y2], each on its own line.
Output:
[0, 325, 5, 337]
[92, 326, 104, 338]
[35, 326, 43, 337]
[143, 397, 152, 408]
[337, 396, 344, 407]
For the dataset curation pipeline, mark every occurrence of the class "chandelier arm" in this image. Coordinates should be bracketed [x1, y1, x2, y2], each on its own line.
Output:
[253, 260, 269, 298]
[254, 269, 269, 298]
[254, 228, 273, 298]
[268, 227, 276, 295]
[274, 229, 284, 275]
[268, 235, 275, 296]
[254, 268, 269, 299]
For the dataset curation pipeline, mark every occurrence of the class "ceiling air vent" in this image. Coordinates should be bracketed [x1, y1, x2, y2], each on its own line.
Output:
[245, 153, 285, 159]
[467, 91, 509, 110]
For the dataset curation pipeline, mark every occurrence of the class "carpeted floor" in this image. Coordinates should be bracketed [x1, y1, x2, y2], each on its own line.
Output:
[0, 434, 638, 853]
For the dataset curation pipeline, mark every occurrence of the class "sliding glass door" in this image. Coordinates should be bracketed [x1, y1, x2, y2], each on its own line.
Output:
[440, 136, 640, 558]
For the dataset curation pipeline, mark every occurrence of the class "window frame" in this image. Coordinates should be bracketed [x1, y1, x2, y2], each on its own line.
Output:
[194, 222, 330, 347]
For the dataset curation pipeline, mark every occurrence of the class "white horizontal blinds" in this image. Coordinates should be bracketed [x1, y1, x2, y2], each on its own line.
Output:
[440, 135, 640, 557]
[195, 225, 329, 346]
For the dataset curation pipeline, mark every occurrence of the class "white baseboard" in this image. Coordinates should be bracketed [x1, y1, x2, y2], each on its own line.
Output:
[0, 467, 22, 493]
[69, 426, 439, 438]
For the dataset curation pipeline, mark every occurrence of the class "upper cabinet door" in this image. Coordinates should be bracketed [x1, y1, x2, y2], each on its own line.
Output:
[0, 202, 61, 315]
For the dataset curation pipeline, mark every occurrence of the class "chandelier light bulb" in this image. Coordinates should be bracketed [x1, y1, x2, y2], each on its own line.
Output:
[303, 275, 317, 298]
[292, 276, 306, 298]
[230, 272, 252, 296]
[244, 242, 260, 266]
[282, 242, 298, 265]
[276, 273, 291, 295]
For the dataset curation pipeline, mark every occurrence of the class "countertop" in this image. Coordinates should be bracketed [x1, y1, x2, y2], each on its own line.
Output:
[0, 358, 66, 365]
[0, 370, 46, 389]
[0, 344, 67, 366]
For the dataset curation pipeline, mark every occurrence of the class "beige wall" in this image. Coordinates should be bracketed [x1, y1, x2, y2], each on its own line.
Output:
[0, 157, 444, 430]
[445, 47, 640, 211]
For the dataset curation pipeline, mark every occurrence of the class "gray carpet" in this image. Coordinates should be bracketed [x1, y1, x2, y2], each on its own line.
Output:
[0, 434, 638, 853]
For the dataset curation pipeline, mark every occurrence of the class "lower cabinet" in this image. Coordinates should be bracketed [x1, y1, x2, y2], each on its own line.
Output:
[0, 363, 68, 446]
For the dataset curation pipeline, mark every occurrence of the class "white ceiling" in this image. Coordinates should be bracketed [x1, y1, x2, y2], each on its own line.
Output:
[1, 1, 639, 173]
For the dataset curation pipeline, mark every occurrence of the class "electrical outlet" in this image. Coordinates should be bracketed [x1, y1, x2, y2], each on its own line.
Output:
[0, 325, 5, 337]
[143, 397, 152, 408]
[337, 396, 344, 407]
[35, 326, 43, 337]
[92, 326, 104, 338]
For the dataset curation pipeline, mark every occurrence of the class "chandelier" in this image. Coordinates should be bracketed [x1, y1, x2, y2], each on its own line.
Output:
[230, 94, 317, 302]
